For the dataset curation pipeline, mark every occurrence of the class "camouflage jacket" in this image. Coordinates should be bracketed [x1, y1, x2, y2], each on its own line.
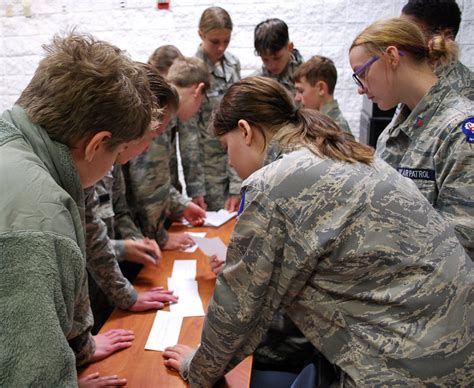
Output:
[179, 46, 242, 211]
[183, 146, 473, 387]
[125, 120, 190, 247]
[85, 186, 138, 310]
[376, 77, 474, 260]
[321, 99, 352, 135]
[437, 59, 473, 101]
[95, 165, 144, 261]
[253, 48, 304, 95]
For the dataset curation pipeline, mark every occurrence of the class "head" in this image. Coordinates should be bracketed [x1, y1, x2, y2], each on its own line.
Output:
[254, 18, 294, 76]
[166, 57, 210, 122]
[212, 76, 373, 180]
[294, 56, 337, 110]
[16, 32, 153, 188]
[148, 45, 184, 77]
[401, 0, 461, 40]
[198, 7, 233, 64]
[349, 17, 458, 110]
[116, 64, 179, 164]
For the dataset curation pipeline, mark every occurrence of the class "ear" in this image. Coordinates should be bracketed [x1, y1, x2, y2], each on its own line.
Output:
[288, 41, 294, 51]
[237, 119, 253, 146]
[315, 80, 328, 96]
[198, 29, 205, 40]
[83, 131, 112, 162]
[385, 46, 402, 69]
[193, 82, 206, 97]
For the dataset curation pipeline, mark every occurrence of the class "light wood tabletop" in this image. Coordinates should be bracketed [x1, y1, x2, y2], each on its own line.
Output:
[79, 219, 252, 387]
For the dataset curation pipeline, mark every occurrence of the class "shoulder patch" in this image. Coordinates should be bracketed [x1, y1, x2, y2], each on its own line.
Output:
[461, 117, 474, 143]
[237, 189, 246, 217]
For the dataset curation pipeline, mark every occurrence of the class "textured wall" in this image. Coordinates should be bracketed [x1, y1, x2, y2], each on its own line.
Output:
[1, 0, 473, 138]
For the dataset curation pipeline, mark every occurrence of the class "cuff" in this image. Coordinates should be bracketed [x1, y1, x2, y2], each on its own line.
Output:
[111, 240, 126, 262]
[179, 349, 197, 381]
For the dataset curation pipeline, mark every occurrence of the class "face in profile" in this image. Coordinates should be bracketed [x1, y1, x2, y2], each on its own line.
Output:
[295, 77, 323, 111]
[200, 28, 231, 64]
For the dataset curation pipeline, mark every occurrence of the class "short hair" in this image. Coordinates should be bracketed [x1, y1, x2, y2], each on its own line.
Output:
[294, 56, 337, 95]
[17, 32, 152, 149]
[166, 57, 210, 92]
[148, 45, 184, 76]
[402, 0, 461, 38]
[199, 7, 233, 33]
[254, 18, 289, 55]
[140, 63, 179, 120]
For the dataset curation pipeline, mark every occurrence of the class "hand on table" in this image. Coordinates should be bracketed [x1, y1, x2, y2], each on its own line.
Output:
[182, 202, 206, 226]
[124, 238, 162, 266]
[209, 254, 225, 275]
[162, 344, 195, 373]
[128, 287, 178, 312]
[163, 232, 195, 251]
[79, 372, 127, 387]
[89, 329, 135, 363]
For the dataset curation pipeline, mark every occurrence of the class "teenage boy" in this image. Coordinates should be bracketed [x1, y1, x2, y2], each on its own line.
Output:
[0, 33, 152, 386]
[253, 18, 304, 95]
[294, 55, 352, 134]
[126, 57, 210, 251]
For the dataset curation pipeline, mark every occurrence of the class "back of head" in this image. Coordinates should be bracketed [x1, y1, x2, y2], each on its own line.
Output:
[350, 16, 458, 67]
[294, 55, 337, 95]
[167, 57, 210, 91]
[212, 76, 373, 165]
[199, 6, 233, 33]
[17, 32, 152, 148]
[139, 62, 179, 118]
[148, 45, 184, 76]
[402, 0, 461, 39]
[254, 18, 289, 55]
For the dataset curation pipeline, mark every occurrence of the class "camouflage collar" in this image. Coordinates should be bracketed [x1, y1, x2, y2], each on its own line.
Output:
[320, 99, 339, 115]
[260, 48, 304, 82]
[195, 45, 238, 82]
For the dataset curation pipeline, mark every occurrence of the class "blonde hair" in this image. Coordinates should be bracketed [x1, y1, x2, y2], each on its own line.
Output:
[167, 57, 210, 91]
[350, 17, 458, 67]
[212, 77, 374, 165]
[148, 45, 183, 76]
[199, 6, 232, 33]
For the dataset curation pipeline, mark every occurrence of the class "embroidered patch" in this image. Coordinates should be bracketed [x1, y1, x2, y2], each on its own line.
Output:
[415, 115, 424, 128]
[461, 117, 474, 144]
[237, 189, 246, 216]
[397, 168, 435, 181]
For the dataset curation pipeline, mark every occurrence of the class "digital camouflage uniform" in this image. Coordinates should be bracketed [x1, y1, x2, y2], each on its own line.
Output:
[180, 46, 242, 211]
[85, 186, 138, 312]
[253, 48, 304, 96]
[321, 99, 352, 135]
[437, 59, 473, 101]
[125, 118, 190, 247]
[181, 146, 473, 387]
[376, 77, 474, 260]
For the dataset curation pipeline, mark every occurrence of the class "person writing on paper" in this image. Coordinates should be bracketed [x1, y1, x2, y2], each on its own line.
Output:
[162, 77, 472, 386]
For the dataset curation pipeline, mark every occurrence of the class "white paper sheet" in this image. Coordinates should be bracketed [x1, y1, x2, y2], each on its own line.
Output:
[145, 311, 183, 352]
[183, 232, 207, 253]
[182, 209, 237, 227]
[171, 260, 196, 280]
[190, 236, 227, 261]
[168, 278, 205, 317]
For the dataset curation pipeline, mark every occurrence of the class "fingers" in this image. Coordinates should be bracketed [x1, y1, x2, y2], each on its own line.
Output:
[79, 373, 127, 387]
[163, 357, 181, 371]
[102, 329, 134, 338]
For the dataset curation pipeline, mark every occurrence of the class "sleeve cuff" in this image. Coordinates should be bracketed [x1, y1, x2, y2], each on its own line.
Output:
[179, 349, 197, 381]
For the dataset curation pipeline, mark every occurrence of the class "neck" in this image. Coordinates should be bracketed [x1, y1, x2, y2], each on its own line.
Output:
[399, 62, 438, 110]
[319, 95, 334, 110]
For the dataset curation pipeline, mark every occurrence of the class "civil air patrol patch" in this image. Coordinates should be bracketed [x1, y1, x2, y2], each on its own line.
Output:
[462, 117, 474, 144]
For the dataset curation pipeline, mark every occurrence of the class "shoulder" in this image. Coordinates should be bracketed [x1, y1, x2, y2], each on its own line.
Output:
[223, 51, 240, 66]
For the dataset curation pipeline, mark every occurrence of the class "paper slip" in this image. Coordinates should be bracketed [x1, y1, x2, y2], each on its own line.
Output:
[190, 236, 227, 262]
[182, 209, 237, 228]
[168, 278, 205, 317]
[183, 232, 207, 253]
[171, 260, 196, 280]
[145, 311, 183, 352]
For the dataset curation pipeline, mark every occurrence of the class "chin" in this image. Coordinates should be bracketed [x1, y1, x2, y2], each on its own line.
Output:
[375, 101, 397, 111]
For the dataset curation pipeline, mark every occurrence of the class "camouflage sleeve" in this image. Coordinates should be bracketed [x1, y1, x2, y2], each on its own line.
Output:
[187, 187, 309, 386]
[85, 187, 138, 309]
[227, 163, 242, 196]
[169, 185, 191, 215]
[435, 123, 474, 260]
[111, 239, 126, 262]
[179, 116, 206, 198]
[112, 165, 143, 240]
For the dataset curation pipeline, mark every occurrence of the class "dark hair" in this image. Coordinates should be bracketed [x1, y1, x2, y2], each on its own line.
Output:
[212, 76, 374, 165]
[148, 45, 184, 76]
[402, 0, 461, 39]
[254, 18, 289, 55]
[294, 56, 337, 95]
[17, 32, 152, 149]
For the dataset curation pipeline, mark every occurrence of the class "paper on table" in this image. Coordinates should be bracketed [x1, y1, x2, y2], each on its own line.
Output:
[183, 232, 207, 253]
[182, 209, 237, 228]
[145, 311, 183, 352]
[171, 260, 196, 280]
[189, 236, 227, 262]
[168, 278, 205, 317]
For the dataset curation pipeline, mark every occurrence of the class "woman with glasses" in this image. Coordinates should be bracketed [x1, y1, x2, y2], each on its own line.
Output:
[162, 76, 472, 387]
[350, 17, 474, 260]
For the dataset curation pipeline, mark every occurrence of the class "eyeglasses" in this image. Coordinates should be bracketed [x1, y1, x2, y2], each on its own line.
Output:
[352, 50, 406, 88]
[352, 55, 379, 88]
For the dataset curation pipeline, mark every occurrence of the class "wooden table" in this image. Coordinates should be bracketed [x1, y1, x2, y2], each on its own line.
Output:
[79, 219, 252, 387]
